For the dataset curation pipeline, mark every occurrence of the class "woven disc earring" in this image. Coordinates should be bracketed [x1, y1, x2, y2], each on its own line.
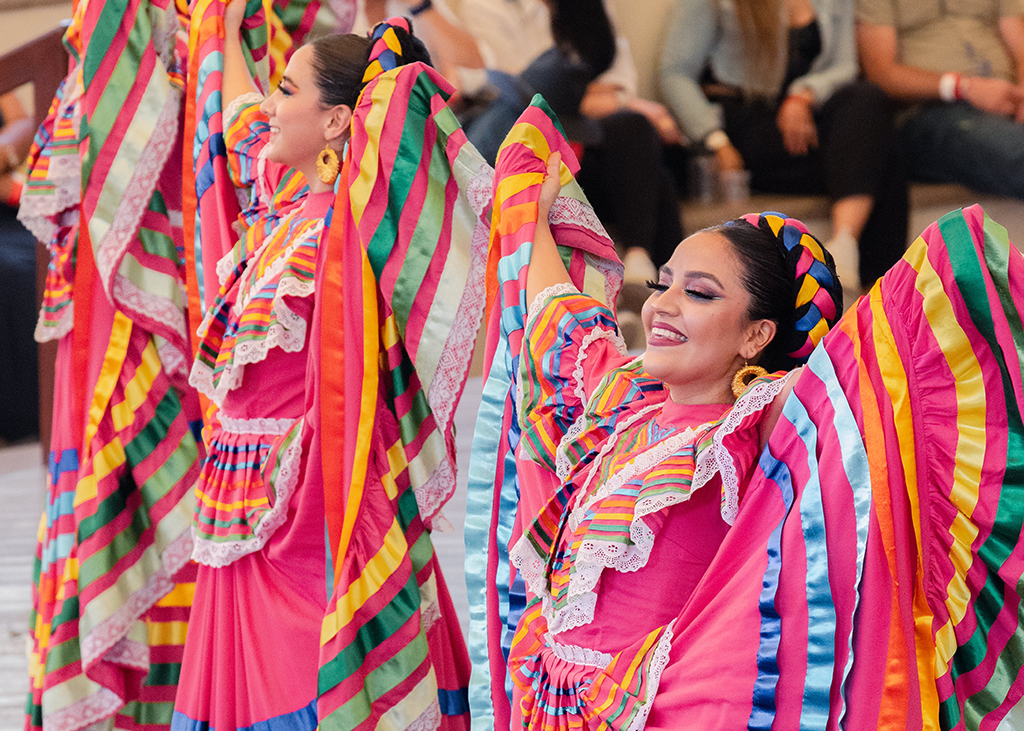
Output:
[316, 146, 340, 185]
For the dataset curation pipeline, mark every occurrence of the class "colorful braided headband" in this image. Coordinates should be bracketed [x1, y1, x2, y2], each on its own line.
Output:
[739, 211, 840, 362]
[362, 17, 411, 84]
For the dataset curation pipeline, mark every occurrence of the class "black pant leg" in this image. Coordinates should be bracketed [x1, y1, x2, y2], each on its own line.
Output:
[578, 110, 683, 266]
[817, 82, 909, 284]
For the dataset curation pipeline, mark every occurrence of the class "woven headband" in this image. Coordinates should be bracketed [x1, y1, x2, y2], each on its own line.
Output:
[362, 17, 412, 84]
[738, 211, 840, 362]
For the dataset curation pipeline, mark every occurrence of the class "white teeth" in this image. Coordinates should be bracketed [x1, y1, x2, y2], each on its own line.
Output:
[651, 326, 687, 343]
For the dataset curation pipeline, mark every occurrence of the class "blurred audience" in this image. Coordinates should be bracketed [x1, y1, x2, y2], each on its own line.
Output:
[386, 0, 685, 280]
[0, 91, 40, 442]
[856, 0, 1024, 200]
[661, 0, 909, 294]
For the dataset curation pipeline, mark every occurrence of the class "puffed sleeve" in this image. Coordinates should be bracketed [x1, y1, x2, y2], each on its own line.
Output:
[518, 286, 632, 477]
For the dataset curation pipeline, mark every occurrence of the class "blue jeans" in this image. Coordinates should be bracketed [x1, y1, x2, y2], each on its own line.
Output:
[463, 70, 532, 166]
[900, 101, 1024, 199]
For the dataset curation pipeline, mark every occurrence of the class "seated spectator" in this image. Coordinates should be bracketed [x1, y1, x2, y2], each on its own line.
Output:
[661, 0, 909, 296]
[0, 91, 40, 442]
[388, 0, 685, 281]
[856, 0, 1024, 201]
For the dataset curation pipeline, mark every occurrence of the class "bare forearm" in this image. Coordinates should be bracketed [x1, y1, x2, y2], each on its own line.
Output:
[413, 7, 484, 70]
[223, 12, 261, 107]
[857, 22, 943, 101]
[525, 219, 571, 306]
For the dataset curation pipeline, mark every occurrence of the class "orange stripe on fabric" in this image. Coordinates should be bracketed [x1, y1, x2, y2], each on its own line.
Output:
[843, 303, 909, 729]
[73, 221, 95, 438]
[335, 249, 380, 577]
[869, 274, 939, 727]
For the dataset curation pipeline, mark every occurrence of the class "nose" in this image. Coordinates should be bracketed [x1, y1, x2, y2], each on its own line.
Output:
[648, 286, 680, 316]
[259, 91, 277, 116]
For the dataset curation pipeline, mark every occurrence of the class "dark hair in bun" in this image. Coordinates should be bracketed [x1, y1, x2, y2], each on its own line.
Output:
[309, 19, 432, 110]
[707, 212, 842, 372]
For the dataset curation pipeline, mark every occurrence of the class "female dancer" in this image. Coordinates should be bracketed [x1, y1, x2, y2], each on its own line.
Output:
[173, 6, 484, 731]
[487, 112, 1024, 727]
[660, 0, 908, 297]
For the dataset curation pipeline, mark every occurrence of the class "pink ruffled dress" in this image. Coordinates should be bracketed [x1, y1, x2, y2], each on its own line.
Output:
[509, 287, 790, 730]
[173, 100, 332, 731]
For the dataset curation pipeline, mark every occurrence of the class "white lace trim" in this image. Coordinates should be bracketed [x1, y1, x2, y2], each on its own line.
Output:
[35, 301, 74, 343]
[546, 633, 613, 669]
[555, 415, 587, 483]
[102, 636, 149, 670]
[42, 686, 122, 731]
[189, 244, 316, 406]
[191, 418, 305, 567]
[585, 250, 625, 317]
[421, 598, 442, 632]
[218, 415, 298, 435]
[18, 80, 83, 244]
[148, 0, 179, 70]
[407, 698, 442, 731]
[156, 337, 188, 378]
[572, 328, 627, 405]
[223, 92, 265, 128]
[112, 273, 189, 344]
[692, 374, 792, 525]
[79, 525, 193, 667]
[548, 196, 610, 240]
[515, 373, 792, 633]
[625, 623, 675, 731]
[215, 244, 242, 286]
[418, 215, 489, 526]
[233, 217, 323, 316]
[93, 82, 182, 325]
[465, 164, 494, 218]
[553, 327, 626, 481]
[526, 282, 579, 330]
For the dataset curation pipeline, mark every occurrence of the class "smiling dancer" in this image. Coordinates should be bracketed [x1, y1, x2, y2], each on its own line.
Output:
[172, 4, 490, 730]
[474, 93, 1024, 728]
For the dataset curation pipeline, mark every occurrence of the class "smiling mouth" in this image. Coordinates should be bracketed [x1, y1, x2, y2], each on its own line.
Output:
[650, 326, 688, 343]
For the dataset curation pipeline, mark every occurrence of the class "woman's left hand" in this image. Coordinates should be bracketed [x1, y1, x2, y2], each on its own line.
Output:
[776, 94, 818, 156]
[538, 151, 562, 222]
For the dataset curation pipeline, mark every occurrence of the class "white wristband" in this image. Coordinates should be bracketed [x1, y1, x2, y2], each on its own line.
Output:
[939, 72, 960, 103]
[704, 130, 730, 151]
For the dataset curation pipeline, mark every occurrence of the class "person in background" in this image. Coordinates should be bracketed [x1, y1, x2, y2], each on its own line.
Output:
[661, 0, 909, 298]
[389, 0, 685, 284]
[856, 0, 1024, 200]
[0, 91, 43, 442]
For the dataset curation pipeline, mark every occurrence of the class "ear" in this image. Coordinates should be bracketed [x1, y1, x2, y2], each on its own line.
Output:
[741, 318, 777, 362]
[323, 103, 353, 144]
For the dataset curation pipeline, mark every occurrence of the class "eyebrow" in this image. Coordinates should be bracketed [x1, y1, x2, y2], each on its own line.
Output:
[280, 75, 298, 89]
[659, 265, 725, 289]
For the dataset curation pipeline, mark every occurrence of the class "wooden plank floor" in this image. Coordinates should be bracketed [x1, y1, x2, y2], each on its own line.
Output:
[0, 443, 45, 730]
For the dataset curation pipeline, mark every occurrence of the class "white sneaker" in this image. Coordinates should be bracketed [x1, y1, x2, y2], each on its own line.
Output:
[623, 248, 657, 284]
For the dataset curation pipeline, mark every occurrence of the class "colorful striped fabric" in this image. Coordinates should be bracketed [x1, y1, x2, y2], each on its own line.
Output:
[19, 7, 84, 344]
[27, 308, 203, 731]
[183, 0, 276, 347]
[503, 203, 1024, 729]
[271, 0, 328, 44]
[78, 0, 192, 360]
[311, 56, 492, 729]
[24, 1, 204, 728]
[780, 203, 1024, 729]
[464, 98, 622, 731]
